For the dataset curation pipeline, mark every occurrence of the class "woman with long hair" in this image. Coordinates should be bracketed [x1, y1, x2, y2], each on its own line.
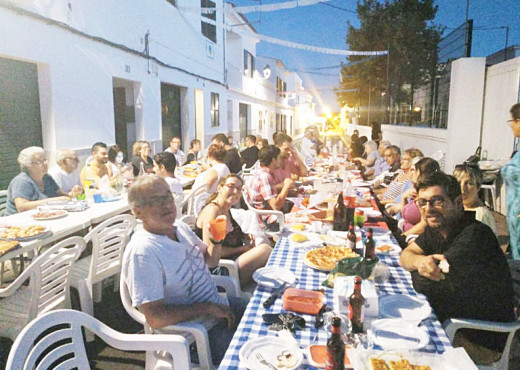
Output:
[196, 174, 272, 286]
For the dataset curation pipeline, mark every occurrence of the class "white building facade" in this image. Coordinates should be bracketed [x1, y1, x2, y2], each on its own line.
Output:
[0, 0, 315, 188]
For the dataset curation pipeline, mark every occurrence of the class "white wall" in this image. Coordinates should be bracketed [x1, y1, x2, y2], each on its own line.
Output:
[382, 125, 448, 160]
[445, 58, 487, 172]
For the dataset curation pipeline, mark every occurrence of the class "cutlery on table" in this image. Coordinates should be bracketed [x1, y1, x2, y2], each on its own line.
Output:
[263, 282, 289, 308]
[255, 352, 277, 370]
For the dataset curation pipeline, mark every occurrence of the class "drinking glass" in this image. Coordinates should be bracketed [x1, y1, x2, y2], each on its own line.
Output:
[209, 217, 227, 241]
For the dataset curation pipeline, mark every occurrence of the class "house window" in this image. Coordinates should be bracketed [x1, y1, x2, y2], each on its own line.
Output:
[258, 110, 263, 131]
[270, 112, 274, 128]
[211, 92, 220, 127]
[276, 77, 287, 97]
[244, 50, 255, 78]
[201, 0, 216, 43]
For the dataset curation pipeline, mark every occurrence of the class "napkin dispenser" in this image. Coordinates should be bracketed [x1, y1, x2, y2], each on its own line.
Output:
[333, 276, 378, 318]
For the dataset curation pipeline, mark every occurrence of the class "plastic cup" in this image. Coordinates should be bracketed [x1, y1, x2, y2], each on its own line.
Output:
[209, 218, 226, 242]
[93, 193, 103, 203]
[76, 193, 86, 201]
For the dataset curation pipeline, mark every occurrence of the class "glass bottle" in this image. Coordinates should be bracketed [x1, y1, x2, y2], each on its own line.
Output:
[138, 161, 145, 177]
[325, 316, 345, 370]
[349, 276, 365, 334]
[364, 228, 375, 259]
[346, 224, 356, 251]
[333, 192, 348, 231]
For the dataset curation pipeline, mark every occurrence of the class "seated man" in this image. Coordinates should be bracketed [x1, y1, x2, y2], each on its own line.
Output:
[212, 134, 242, 174]
[240, 134, 259, 169]
[246, 145, 295, 230]
[165, 136, 185, 166]
[152, 152, 183, 196]
[80, 142, 112, 188]
[400, 172, 515, 364]
[122, 176, 247, 365]
[273, 133, 307, 187]
[300, 128, 317, 167]
[48, 149, 83, 194]
[373, 145, 401, 190]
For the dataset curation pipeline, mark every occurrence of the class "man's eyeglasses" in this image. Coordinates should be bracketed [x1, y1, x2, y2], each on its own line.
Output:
[139, 193, 174, 207]
[223, 183, 242, 192]
[31, 159, 48, 166]
[415, 195, 446, 209]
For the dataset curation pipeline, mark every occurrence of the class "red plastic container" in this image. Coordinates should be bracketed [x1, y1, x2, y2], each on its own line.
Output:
[282, 288, 325, 315]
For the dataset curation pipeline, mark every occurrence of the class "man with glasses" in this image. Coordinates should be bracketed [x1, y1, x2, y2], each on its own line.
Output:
[122, 176, 246, 365]
[400, 172, 515, 364]
[49, 149, 83, 194]
[165, 136, 185, 166]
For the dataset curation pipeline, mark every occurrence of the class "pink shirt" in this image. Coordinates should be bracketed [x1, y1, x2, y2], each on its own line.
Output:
[273, 155, 301, 184]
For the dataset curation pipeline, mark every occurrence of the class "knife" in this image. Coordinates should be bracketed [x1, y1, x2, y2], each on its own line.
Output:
[263, 282, 289, 308]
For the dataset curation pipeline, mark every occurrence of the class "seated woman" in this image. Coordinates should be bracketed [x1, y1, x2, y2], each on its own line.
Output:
[380, 148, 424, 203]
[196, 174, 272, 286]
[453, 164, 497, 235]
[390, 157, 440, 237]
[353, 140, 388, 179]
[183, 139, 201, 165]
[6, 147, 82, 215]
[192, 144, 230, 193]
[130, 140, 153, 176]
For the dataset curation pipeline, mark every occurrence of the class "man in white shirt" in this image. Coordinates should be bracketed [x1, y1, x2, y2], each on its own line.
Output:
[48, 149, 83, 193]
[165, 136, 185, 166]
[122, 176, 247, 365]
[301, 128, 317, 167]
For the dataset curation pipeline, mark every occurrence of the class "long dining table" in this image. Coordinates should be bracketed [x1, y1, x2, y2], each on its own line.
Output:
[0, 197, 130, 266]
[219, 215, 454, 369]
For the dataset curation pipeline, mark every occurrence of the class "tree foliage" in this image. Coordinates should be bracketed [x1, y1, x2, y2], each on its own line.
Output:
[337, 0, 442, 110]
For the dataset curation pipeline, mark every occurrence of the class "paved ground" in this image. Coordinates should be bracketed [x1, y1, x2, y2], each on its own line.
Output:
[0, 212, 519, 369]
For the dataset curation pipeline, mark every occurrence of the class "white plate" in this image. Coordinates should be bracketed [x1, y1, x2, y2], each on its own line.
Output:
[368, 319, 429, 351]
[32, 210, 68, 220]
[287, 223, 309, 232]
[253, 267, 296, 288]
[379, 295, 432, 324]
[239, 336, 303, 370]
[375, 244, 401, 255]
[288, 232, 324, 248]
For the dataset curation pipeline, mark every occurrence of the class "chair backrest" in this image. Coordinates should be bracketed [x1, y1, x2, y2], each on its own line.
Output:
[6, 309, 190, 370]
[242, 188, 254, 211]
[84, 214, 137, 285]
[193, 192, 210, 217]
[119, 267, 148, 329]
[28, 236, 85, 320]
[0, 190, 7, 217]
[180, 183, 209, 217]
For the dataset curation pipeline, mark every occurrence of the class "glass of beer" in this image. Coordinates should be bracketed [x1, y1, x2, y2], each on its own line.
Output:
[209, 217, 227, 242]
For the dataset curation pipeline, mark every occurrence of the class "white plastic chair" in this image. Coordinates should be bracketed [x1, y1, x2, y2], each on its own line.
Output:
[179, 184, 209, 218]
[481, 169, 500, 212]
[0, 236, 84, 341]
[0, 189, 7, 216]
[6, 309, 190, 370]
[120, 266, 238, 369]
[443, 317, 520, 369]
[69, 214, 137, 341]
[241, 189, 284, 239]
[431, 150, 446, 171]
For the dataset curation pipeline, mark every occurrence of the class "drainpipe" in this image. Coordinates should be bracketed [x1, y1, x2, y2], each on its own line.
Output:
[478, 65, 488, 148]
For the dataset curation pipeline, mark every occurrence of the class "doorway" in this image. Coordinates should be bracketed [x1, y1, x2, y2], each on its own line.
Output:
[161, 83, 182, 151]
[239, 103, 249, 141]
[112, 78, 136, 161]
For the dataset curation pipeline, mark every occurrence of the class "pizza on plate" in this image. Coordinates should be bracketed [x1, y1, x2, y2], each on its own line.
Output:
[304, 246, 358, 271]
[0, 240, 20, 255]
[369, 357, 431, 370]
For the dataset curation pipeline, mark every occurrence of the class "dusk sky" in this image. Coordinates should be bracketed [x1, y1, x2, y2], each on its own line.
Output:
[231, 0, 520, 114]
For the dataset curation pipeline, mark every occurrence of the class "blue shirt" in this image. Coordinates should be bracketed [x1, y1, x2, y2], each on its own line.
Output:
[6, 172, 61, 215]
[502, 151, 520, 260]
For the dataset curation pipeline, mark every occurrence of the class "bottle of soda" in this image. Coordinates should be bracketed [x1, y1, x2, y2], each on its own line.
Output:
[325, 316, 345, 370]
[333, 192, 348, 231]
[349, 276, 365, 334]
[364, 228, 375, 259]
[346, 224, 356, 251]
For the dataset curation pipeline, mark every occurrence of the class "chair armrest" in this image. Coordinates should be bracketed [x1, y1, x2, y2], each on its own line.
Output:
[249, 209, 285, 228]
[212, 275, 239, 297]
[218, 259, 240, 286]
[443, 317, 520, 341]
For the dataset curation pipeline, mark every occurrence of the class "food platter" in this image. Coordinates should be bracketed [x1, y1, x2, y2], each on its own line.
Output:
[32, 210, 68, 220]
[0, 225, 51, 241]
[303, 246, 359, 271]
[0, 240, 21, 256]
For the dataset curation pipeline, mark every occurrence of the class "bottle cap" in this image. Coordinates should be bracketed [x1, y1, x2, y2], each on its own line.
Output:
[331, 316, 342, 327]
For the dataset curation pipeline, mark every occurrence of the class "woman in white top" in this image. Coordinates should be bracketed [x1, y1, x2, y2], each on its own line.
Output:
[193, 144, 230, 193]
[453, 164, 497, 236]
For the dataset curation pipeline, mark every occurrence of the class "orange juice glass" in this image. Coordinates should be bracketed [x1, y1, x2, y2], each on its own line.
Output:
[209, 218, 226, 241]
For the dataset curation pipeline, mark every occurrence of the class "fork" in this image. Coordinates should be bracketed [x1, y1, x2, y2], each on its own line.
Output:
[255, 352, 277, 370]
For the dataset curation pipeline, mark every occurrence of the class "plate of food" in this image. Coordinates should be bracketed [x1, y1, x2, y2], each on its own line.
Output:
[32, 210, 68, 220]
[289, 233, 323, 248]
[239, 336, 303, 370]
[0, 225, 51, 241]
[303, 246, 359, 271]
[309, 210, 333, 222]
[288, 223, 309, 232]
[376, 244, 401, 255]
[0, 240, 21, 256]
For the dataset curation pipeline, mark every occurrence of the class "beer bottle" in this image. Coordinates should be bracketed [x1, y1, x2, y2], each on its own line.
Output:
[333, 192, 348, 231]
[349, 276, 365, 334]
[364, 228, 375, 259]
[346, 224, 356, 251]
[325, 316, 345, 370]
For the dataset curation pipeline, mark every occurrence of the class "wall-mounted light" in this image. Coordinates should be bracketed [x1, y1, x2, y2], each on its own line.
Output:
[262, 65, 271, 79]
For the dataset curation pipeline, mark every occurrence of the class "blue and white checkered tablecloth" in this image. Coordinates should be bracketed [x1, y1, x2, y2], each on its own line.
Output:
[218, 232, 452, 369]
